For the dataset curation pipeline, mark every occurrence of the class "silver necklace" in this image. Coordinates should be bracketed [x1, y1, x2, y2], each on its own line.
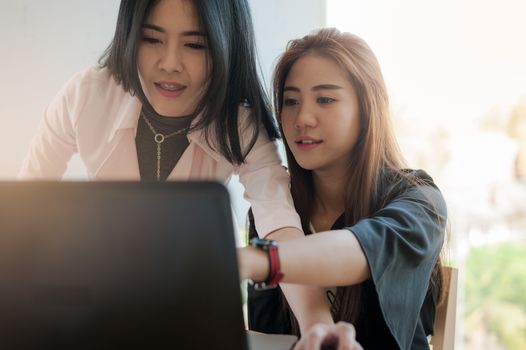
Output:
[141, 112, 189, 181]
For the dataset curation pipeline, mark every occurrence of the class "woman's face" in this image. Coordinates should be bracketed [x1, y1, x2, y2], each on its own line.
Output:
[138, 0, 209, 117]
[280, 54, 361, 176]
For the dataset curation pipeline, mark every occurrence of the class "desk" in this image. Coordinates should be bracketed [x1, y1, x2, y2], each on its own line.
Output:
[247, 330, 297, 350]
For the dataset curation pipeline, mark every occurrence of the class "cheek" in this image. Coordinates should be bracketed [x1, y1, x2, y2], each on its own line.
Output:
[339, 107, 360, 136]
[137, 48, 150, 77]
[190, 56, 210, 88]
[339, 116, 360, 151]
[280, 117, 295, 145]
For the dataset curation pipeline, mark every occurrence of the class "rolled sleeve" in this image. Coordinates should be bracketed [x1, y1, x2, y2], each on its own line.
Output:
[346, 182, 446, 350]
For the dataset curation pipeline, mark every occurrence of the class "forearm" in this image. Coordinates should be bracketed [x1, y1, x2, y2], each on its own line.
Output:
[241, 229, 370, 288]
[278, 229, 370, 287]
[278, 283, 333, 333]
[263, 227, 334, 333]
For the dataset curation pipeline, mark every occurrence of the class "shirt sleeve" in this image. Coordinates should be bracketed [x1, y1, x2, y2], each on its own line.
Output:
[345, 174, 447, 350]
[18, 79, 78, 180]
[236, 109, 302, 236]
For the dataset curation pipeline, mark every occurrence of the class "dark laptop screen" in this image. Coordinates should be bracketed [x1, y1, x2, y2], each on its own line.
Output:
[0, 181, 247, 349]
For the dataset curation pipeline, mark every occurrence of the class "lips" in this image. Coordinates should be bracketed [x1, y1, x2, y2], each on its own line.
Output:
[155, 81, 187, 98]
[294, 137, 322, 150]
[296, 140, 322, 145]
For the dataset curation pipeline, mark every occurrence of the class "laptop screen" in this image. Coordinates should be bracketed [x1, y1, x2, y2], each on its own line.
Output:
[0, 181, 247, 349]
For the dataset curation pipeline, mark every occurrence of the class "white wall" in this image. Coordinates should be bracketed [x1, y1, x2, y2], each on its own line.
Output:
[0, 0, 121, 179]
[249, 0, 326, 88]
[0, 0, 325, 224]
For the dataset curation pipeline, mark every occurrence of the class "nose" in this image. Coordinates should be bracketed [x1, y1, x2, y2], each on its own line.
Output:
[294, 102, 317, 130]
[158, 45, 184, 73]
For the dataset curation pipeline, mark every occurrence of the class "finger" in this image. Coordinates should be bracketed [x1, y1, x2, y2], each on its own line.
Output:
[334, 322, 358, 350]
[293, 338, 304, 350]
[320, 333, 339, 350]
[302, 324, 330, 350]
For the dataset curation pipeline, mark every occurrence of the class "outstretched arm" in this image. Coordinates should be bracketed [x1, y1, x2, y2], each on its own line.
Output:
[240, 228, 369, 287]
[246, 226, 335, 334]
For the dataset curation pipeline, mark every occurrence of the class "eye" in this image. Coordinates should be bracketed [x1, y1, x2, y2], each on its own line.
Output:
[317, 96, 336, 104]
[283, 98, 299, 107]
[185, 43, 206, 50]
[143, 36, 162, 45]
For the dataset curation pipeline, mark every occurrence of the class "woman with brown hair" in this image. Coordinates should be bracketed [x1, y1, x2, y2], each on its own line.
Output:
[238, 28, 447, 349]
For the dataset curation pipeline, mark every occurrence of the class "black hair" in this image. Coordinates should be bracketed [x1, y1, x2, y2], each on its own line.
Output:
[99, 0, 278, 165]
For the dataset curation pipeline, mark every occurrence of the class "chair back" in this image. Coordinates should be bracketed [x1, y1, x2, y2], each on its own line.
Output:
[430, 266, 458, 350]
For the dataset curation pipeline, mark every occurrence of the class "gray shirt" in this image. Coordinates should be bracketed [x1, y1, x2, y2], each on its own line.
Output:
[135, 109, 193, 182]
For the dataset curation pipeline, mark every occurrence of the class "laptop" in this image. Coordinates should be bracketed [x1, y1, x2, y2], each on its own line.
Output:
[0, 181, 253, 349]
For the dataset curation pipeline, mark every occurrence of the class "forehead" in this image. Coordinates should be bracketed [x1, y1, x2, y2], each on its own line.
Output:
[145, 0, 200, 29]
[285, 53, 350, 88]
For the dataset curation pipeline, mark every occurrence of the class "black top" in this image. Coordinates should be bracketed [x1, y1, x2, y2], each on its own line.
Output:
[247, 170, 447, 350]
[135, 109, 193, 182]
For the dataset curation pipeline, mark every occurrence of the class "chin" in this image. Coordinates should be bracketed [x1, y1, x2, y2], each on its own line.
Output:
[151, 105, 183, 117]
[295, 160, 320, 172]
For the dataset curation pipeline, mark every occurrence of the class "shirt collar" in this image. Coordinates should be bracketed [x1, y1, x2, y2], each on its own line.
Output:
[107, 100, 222, 162]
[107, 97, 143, 142]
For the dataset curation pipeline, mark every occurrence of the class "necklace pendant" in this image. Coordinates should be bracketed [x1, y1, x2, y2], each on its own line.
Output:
[154, 133, 165, 144]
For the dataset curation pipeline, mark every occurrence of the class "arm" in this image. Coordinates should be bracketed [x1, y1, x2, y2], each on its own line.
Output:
[265, 227, 334, 333]
[241, 183, 446, 287]
[238, 222, 334, 334]
[240, 228, 369, 287]
[236, 116, 333, 333]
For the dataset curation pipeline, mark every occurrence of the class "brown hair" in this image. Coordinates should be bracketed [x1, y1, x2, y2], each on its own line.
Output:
[272, 28, 444, 334]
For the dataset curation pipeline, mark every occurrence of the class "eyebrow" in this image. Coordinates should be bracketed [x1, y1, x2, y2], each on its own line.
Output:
[283, 86, 300, 92]
[312, 84, 343, 91]
[283, 84, 344, 92]
[142, 24, 205, 37]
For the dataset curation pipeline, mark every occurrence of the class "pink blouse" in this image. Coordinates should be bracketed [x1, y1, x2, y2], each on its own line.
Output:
[19, 67, 301, 236]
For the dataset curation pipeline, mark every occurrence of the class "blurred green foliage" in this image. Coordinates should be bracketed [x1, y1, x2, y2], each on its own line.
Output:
[464, 243, 526, 349]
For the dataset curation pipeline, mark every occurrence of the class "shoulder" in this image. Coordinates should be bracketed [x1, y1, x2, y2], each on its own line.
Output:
[237, 104, 257, 133]
[402, 169, 437, 187]
[58, 66, 126, 102]
[384, 168, 440, 197]
[54, 67, 137, 125]
[192, 104, 262, 159]
[237, 104, 273, 151]
[61, 68, 141, 159]
[381, 168, 447, 221]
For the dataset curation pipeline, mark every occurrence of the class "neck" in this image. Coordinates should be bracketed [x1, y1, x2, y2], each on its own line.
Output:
[312, 169, 349, 217]
[142, 106, 194, 119]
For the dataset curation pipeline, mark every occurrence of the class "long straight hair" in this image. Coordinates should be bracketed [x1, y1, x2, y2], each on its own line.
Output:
[273, 28, 444, 334]
[99, 0, 277, 165]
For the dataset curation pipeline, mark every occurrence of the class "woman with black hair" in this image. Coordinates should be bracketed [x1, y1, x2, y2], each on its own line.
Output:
[239, 28, 447, 349]
[19, 0, 333, 333]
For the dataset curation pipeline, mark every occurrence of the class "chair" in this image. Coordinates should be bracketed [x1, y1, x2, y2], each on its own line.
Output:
[430, 266, 458, 350]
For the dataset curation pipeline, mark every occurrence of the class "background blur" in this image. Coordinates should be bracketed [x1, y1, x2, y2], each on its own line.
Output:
[1, 1, 525, 348]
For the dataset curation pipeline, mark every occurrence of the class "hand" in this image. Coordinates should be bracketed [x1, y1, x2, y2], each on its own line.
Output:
[293, 322, 363, 350]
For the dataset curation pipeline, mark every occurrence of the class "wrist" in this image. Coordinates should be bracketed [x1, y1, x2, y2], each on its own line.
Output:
[238, 247, 268, 281]
[301, 314, 335, 333]
[249, 238, 285, 290]
[248, 246, 269, 282]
